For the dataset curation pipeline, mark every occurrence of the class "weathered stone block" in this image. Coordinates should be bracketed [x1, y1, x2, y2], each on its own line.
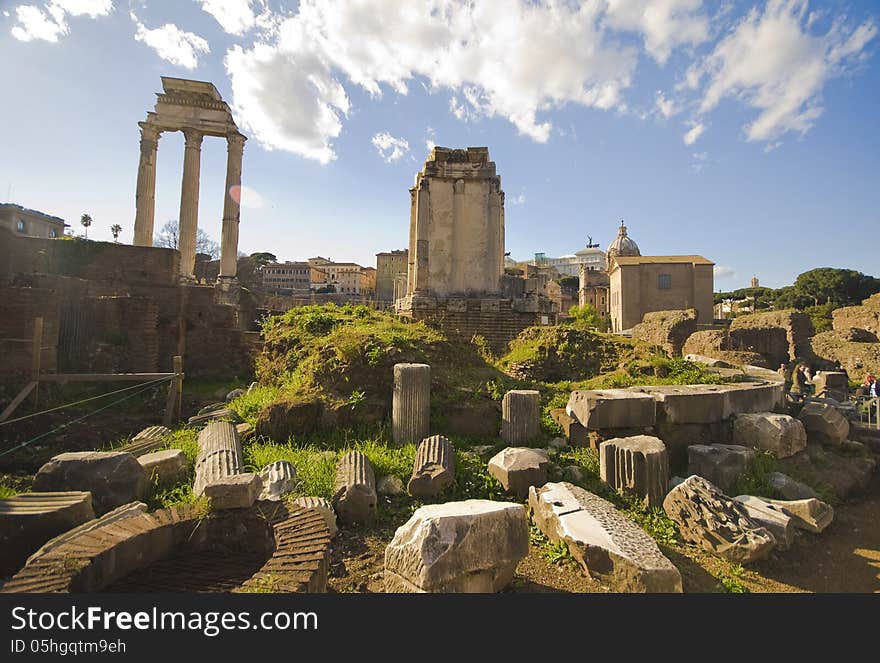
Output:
[812, 372, 849, 401]
[258, 461, 297, 501]
[761, 497, 833, 533]
[333, 451, 377, 524]
[721, 382, 784, 419]
[599, 435, 668, 508]
[204, 473, 262, 510]
[732, 412, 807, 459]
[686, 444, 755, 494]
[139, 449, 188, 486]
[377, 475, 405, 495]
[408, 435, 455, 498]
[798, 402, 849, 446]
[501, 390, 540, 444]
[384, 500, 528, 592]
[392, 363, 431, 445]
[567, 389, 655, 429]
[766, 472, 818, 500]
[733, 495, 797, 550]
[293, 496, 338, 537]
[529, 482, 682, 592]
[193, 421, 243, 497]
[25, 501, 148, 566]
[487, 447, 550, 498]
[550, 408, 590, 447]
[33, 452, 146, 516]
[636, 385, 725, 424]
[0, 492, 95, 576]
[663, 475, 776, 564]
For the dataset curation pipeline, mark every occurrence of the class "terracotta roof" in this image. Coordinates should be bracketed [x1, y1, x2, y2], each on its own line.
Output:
[613, 255, 714, 266]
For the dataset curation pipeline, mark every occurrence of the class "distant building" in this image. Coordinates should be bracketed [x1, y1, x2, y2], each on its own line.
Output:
[0, 203, 67, 239]
[750, 276, 760, 289]
[533, 240, 606, 276]
[360, 266, 377, 297]
[578, 264, 610, 317]
[307, 257, 365, 295]
[606, 222, 714, 332]
[262, 261, 311, 294]
[376, 249, 408, 302]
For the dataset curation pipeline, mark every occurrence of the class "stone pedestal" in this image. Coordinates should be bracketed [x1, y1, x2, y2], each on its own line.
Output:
[501, 390, 540, 445]
[333, 451, 377, 524]
[193, 421, 243, 497]
[392, 363, 431, 444]
[599, 435, 668, 508]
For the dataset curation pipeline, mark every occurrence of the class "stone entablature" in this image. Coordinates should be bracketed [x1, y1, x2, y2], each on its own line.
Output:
[133, 77, 246, 283]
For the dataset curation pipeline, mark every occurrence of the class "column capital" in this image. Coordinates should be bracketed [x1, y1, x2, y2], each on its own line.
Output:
[181, 127, 204, 149]
[227, 132, 246, 153]
[138, 122, 161, 145]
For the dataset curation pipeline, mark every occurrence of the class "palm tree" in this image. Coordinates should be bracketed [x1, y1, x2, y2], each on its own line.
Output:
[80, 213, 92, 239]
[110, 223, 122, 243]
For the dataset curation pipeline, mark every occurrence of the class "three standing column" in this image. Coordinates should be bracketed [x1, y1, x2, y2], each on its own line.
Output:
[219, 132, 246, 281]
[133, 123, 160, 246]
[177, 128, 203, 281]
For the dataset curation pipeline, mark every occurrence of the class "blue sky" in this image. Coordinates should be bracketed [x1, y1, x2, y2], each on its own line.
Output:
[1, 0, 878, 290]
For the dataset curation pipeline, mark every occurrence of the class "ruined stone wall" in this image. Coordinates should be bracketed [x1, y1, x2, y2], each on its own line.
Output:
[681, 330, 769, 368]
[398, 297, 557, 354]
[0, 286, 60, 377]
[0, 228, 178, 287]
[728, 310, 814, 365]
[631, 309, 697, 357]
[832, 293, 880, 336]
[0, 229, 259, 382]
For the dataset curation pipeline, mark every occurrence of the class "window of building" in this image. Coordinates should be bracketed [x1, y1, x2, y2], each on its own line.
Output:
[16, 219, 26, 233]
[658, 274, 671, 290]
[48, 228, 57, 238]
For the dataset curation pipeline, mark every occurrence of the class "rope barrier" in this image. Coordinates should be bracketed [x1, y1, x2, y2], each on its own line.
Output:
[0, 375, 173, 428]
[0, 379, 173, 459]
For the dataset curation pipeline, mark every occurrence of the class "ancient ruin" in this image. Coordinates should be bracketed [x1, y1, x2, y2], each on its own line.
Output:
[133, 77, 245, 283]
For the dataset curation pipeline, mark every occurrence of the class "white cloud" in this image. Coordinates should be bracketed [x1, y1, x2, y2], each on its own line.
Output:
[714, 265, 736, 279]
[604, 0, 710, 64]
[11, 5, 67, 42]
[510, 193, 526, 205]
[695, 0, 877, 143]
[654, 90, 677, 118]
[371, 132, 410, 163]
[225, 0, 659, 161]
[10, 0, 111, 42]
[425, 126, 436, 153]
[198, 0, 255, 36]
[683, 121, 705, 145]
[51, 0, 111, 17]
[133, 14, 210, 70]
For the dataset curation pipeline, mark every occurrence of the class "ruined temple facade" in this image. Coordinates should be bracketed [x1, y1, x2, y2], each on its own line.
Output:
[396, 147, 556, 351]
[133, 77, 245, 284]
[403, 147, 505, 299]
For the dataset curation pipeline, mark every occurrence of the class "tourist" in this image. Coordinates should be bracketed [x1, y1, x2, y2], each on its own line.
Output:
[791, 365, 808, 397]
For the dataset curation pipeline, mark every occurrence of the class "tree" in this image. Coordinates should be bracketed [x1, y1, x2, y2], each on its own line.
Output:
[568, 304, 609, 331]
[791, 268, 880, 307]
[110, 224, 122, 242]
[152, 220, 220, 259]
[80, 213, 92, 239]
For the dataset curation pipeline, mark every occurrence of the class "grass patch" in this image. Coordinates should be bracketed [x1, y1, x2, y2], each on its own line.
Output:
[730, 449, 783, 499]
[0, 484, 17, 499]
[717, 564, 750, 593]
[228, 384, 280, 426]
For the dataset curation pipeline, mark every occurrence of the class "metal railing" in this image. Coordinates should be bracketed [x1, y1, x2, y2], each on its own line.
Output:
[856, 396, 880, 429]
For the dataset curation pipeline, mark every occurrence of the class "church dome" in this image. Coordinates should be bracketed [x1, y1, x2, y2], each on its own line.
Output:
[606, 221, 640, 268]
